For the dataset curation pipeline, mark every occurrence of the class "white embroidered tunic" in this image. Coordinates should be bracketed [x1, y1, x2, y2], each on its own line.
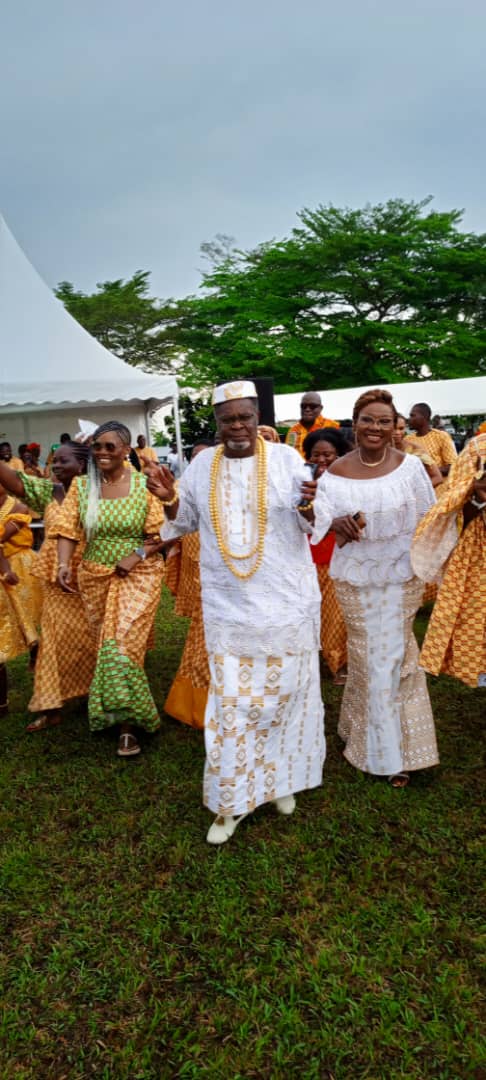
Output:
[314, 454, 435, 587]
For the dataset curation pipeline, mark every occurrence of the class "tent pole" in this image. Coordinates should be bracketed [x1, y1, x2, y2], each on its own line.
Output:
[173, 389, 184, 474]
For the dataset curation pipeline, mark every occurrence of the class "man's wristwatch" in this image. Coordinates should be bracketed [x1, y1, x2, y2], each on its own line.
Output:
[134, 546, 147, 560]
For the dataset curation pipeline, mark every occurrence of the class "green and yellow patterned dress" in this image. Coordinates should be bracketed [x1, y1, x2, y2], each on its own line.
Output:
[54, 472, 165, 731]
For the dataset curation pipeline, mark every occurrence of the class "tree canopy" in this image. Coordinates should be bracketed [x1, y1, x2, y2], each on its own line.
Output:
[57, 198, 486, 392]
[55, 272, 168, 370]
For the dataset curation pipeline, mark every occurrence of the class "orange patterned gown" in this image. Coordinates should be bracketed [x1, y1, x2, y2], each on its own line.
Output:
[0, 496, 42, 663]
[19, 476, 97, 714]
[164, 532, 209, 730]
[54, 472, 165, 731]
[412, 435, 486, 688]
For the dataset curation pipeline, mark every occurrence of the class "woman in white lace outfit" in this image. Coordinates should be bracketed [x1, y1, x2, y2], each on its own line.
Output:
[315, 389, 439, 787]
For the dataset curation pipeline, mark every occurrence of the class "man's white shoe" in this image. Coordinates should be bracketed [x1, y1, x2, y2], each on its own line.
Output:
[273, 794, 296, 815]
[206, 814, 247, 845]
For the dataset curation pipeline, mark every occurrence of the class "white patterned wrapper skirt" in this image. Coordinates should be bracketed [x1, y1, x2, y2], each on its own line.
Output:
[333, 577, 439, 777]
[203, 650, 325, 817]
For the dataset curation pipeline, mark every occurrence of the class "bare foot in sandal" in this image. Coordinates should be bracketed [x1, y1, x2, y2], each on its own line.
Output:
[26, 711, 62, 733]
[389, 772, 410, 788]
[117, 727, 141, 757]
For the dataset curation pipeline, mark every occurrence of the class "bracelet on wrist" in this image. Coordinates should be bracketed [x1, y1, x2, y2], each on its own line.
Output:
[58, 562, 71, 570]
[160, 492, 179, 507]
[470, 496, 486, 510]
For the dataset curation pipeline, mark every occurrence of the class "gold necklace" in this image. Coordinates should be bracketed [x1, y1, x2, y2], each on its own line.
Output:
[358, 445, 389, 468]
[101, 472, 128, 486]
[209, 436, 268, 580]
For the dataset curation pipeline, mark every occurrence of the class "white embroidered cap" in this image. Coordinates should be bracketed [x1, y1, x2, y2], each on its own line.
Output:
[211, 380, 258, 406]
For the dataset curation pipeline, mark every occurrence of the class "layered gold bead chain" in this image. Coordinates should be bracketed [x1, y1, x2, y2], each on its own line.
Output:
[208, 436, 268, 580]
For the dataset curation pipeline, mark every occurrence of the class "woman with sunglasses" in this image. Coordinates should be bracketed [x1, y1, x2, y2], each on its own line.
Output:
[55, 421, 165, 757]
[315, 389, 439, 788]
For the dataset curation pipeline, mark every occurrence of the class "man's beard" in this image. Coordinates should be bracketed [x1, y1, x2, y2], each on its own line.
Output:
[227, 439, 251, 452]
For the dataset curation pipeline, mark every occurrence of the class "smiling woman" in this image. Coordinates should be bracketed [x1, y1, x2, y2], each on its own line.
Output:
[315, 389, 439, 787]
[54, 421, 165, 758]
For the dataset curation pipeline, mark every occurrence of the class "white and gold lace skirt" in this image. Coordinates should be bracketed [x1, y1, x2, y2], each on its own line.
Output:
[333, 577, 439, 776]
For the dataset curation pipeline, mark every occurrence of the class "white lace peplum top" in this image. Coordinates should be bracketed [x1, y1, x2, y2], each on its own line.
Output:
[314, 453, 435, 587]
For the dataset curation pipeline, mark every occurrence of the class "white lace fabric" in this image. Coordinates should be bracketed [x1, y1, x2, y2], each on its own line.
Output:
[315, 454, 436, 586]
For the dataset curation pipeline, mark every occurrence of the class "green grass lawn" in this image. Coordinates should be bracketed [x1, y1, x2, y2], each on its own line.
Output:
[0, 593, 484, 1079]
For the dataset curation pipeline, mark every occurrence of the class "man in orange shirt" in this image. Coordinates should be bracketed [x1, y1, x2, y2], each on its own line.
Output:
[285, 392, 338, 456]
[404, 403, 456, 495]
[133, 434, 159, 472]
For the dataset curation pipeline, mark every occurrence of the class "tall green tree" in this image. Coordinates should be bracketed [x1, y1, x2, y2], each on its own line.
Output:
[55, 272, 173, 371]
[155, 198, 486, 390]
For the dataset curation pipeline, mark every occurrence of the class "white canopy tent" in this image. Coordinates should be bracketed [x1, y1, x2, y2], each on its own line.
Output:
[275, 376, 486, 424]
[0, 215, 182, 460]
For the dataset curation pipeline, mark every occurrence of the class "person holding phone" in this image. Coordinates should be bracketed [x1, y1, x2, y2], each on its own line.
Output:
[314, 389, 438, 788]
[149, 381, 326, 844]
[412, 433, 486, 689]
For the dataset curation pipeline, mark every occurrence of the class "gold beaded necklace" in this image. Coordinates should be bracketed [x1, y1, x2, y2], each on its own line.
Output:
[209, 435, 268, 580]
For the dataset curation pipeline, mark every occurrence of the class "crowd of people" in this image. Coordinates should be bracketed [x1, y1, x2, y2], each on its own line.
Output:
[0, 385, 484, 844]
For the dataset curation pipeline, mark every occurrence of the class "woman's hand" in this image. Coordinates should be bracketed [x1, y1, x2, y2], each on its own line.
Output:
[473, 470, 486, 502]
[299, 478, 317, 505]
[0, 559, 19, 586]
[332, 514, 363, 547]
[57, 565, 77, 592]
[115, 553, 142, 578]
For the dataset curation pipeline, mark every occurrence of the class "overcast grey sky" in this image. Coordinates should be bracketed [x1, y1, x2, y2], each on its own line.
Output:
[2, 0, 485, 299]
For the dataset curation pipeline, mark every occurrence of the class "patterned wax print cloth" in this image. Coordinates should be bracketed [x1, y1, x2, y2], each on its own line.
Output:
[54, 472, 165, 730]
[162, 442, 327, 814]
[412, 435, 486, 688]
[165, 531, 209, 730]
[0, 495, 42, 662]
[20, 475, 97, 713]
[403, 429, 457, 497]
[285, 415, 339, 457]
[316, 454, 439, 776]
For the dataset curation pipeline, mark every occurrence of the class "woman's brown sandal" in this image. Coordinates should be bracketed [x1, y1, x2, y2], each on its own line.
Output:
[26, 713, 62, 733]
[389, 772, 410, 788]
[117, 732, 141, 757]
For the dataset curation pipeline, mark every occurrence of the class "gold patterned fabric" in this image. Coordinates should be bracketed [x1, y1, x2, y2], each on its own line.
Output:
[175, 533, 201, 617]
[412, 435, 486, 688]
[334, 577, 438, 776]
[403, 429, 457, 496]
[316, 563, 347, 674]
[0, 497, 42, 662]
[164, 530, 209, 729]
[164, 603, 209, 730]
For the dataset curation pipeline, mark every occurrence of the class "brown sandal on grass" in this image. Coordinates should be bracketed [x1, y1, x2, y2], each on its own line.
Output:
[117, 732, 141, 757]
[26, 713, 62, 733]
[389, 772, 410, 788]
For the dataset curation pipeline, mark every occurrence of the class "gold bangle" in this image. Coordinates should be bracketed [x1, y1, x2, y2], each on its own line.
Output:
[160, 492, 179, 507]
[298, 500, 314, 511]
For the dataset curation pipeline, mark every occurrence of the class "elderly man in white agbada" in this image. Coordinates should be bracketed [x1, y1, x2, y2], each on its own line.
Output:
[151, 381, 326, 844]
